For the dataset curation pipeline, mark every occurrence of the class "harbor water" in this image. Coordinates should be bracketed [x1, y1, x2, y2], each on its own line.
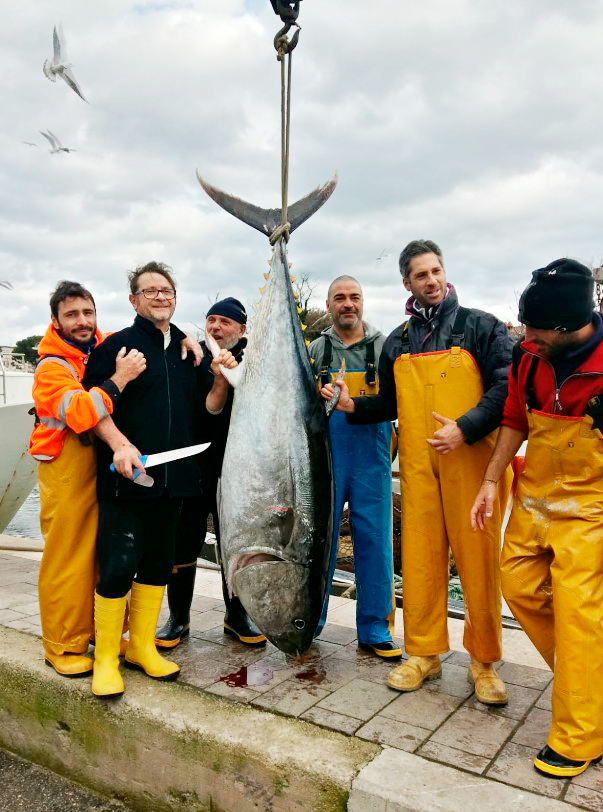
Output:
[5, 486, 42, 541]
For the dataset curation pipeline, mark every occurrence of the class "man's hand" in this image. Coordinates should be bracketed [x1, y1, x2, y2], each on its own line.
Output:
[181, 334, 203, 367]
[111, 347, 146, 391]
[112, 443, 146, 480]
[206, 349, 238, 414]
[470, 481, 498, 531]
[211, 348, 237, 378]
[426, 411, 465, 454]
[320, 381, 355, 413]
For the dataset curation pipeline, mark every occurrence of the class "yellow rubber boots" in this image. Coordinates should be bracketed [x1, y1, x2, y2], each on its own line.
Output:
[92, 593, 127, 697]
[387, 655, 442, 691]
[125, 583, 180, 680]
[468, 657, 508, 705]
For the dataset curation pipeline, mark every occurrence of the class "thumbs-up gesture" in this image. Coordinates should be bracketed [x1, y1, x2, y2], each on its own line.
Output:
[426, 411, 465, 455]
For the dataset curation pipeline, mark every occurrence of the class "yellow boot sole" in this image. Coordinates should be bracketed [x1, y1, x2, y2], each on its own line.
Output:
[123, 659, 180, 681]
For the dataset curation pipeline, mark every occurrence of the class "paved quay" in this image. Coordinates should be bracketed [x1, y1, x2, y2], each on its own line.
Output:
[1, 540, 602, 811]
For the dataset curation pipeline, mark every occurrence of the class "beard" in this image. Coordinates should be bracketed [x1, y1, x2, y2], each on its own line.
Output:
[59, 327, 95, 346]
[212, 334, 241, 351]
[537, 335, 582, 360]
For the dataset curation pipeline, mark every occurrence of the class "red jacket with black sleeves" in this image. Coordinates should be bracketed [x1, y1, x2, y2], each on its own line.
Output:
[502, 337, 603, 436]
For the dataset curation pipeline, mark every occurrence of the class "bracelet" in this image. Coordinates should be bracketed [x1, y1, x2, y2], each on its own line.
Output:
[483, 478, 498, 484]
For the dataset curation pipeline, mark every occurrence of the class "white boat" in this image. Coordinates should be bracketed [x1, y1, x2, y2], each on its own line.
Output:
[0, 353, 36, 532]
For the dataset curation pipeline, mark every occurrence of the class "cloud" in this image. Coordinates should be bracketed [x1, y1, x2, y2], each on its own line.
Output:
[2, 1, 603, 345]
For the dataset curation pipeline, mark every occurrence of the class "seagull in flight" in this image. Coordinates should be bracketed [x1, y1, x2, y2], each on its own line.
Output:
[0, 281, 13, 291]
[43, 24, 88, 103]
[39, 130, 77, 154]
[376, 247, 391, 261]
[21, 141, 37, 147]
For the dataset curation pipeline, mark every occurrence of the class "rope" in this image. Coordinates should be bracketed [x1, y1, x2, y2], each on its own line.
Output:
[269, 221, 291, 245]
[272, 20, 301, 242]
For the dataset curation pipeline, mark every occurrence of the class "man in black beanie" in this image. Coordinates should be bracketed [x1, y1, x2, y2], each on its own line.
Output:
[156, 297, 267, 648]
[471, 257, 603, 778]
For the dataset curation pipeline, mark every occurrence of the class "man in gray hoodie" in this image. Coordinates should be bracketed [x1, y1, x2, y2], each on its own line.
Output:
[309, 276, 400, 659]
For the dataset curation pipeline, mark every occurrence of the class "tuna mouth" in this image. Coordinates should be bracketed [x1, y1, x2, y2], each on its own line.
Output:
[228, 549, 285, 586]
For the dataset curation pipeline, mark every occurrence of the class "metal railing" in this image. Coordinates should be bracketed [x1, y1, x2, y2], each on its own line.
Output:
[0, 353, 31, 404]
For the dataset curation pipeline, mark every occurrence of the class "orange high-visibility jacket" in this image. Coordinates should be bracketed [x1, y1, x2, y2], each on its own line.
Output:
[29, 325, 113, 462]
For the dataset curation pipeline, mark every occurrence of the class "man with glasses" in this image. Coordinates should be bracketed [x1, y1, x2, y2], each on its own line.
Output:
[83, 262, 236, 698]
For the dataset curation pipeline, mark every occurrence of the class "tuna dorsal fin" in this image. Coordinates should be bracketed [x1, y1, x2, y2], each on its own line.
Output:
[196, 172, 338, 238]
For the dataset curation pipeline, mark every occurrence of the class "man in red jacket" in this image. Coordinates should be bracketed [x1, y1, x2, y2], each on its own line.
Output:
[31, 280, 147, 677]
[471, 258, 603, 778]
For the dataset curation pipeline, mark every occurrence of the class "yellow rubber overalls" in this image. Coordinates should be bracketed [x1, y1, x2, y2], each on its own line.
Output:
[501, 403, 603, 760]
[38, 431, 97, 656]
[394, 328, 511, 662]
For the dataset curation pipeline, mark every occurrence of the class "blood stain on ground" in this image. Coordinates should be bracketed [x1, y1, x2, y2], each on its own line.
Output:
[295, 666, 327, 684]
[220, 664, 273, 687]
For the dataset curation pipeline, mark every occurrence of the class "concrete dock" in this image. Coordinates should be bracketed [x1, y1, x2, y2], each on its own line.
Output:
[0, 535, 601, 811]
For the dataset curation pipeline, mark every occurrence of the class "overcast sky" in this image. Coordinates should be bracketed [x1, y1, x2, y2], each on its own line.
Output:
[2, 0, 603, 346]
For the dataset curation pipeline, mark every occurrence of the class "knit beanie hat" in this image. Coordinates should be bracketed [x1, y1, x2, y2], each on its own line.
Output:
[518, 258, 594, 332]
[206, 297, 247, 325]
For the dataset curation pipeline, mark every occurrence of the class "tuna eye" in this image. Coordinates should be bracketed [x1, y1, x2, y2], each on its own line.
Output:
[293, 619, 305, 630]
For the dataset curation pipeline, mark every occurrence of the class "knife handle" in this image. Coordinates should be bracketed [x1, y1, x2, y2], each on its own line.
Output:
[109, 454, 148, 480]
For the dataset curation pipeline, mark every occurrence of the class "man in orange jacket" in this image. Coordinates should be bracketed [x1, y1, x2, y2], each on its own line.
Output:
[30, 280, 147, 677]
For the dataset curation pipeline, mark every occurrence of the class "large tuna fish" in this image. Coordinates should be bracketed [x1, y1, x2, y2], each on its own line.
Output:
[197, 174, 336, 654]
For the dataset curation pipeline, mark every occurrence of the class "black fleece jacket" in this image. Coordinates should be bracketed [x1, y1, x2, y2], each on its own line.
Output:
[349, 291, 513, 445]
[198, 337, 246, 490]
[83, 314, 210, 500]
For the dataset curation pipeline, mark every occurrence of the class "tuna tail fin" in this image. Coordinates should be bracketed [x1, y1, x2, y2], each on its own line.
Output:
[196, 172, 338, 238]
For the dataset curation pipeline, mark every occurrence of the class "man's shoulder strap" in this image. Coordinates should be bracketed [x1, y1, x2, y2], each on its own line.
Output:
[450, 306, 470, 348]
[36, 355, 79, 381]
[319, 336, 332, 387]
[319, 335, 377, 385]
[399, 320, 411, 354]
[365, 340, 376, 385]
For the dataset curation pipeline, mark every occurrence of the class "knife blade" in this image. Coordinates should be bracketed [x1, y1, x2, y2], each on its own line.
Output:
[110, 442, 211, 480]
[141, 442, 211, 469]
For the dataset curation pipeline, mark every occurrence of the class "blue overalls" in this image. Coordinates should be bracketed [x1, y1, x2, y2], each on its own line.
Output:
[315, 349, 395, 643]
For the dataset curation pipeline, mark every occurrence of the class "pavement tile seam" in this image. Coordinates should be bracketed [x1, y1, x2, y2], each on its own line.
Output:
[428, 702, 523, 760]
[384, 687, 512, 762]
[486, 771, 570, 802]
[378, 689, 470, 735]
[563, 784, 603, 811]
[416, 745, 492, 778]
[482, 725, 530, 779]
[558, 772, 603, 809]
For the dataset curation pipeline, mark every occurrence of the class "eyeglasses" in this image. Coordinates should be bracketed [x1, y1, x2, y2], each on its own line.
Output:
[135, 288, 176, 300]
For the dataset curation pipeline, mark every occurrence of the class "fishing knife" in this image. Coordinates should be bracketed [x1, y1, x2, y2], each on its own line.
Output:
[110, 442, 211, 486]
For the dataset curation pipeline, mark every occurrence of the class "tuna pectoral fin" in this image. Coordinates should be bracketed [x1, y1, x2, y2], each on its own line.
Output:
[325, 358, 346, 417]
[325, 388, 340, 418]
[204, 331, 245, 388]
[196, 173, 338, 238]
[219, 359, 244, 389]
